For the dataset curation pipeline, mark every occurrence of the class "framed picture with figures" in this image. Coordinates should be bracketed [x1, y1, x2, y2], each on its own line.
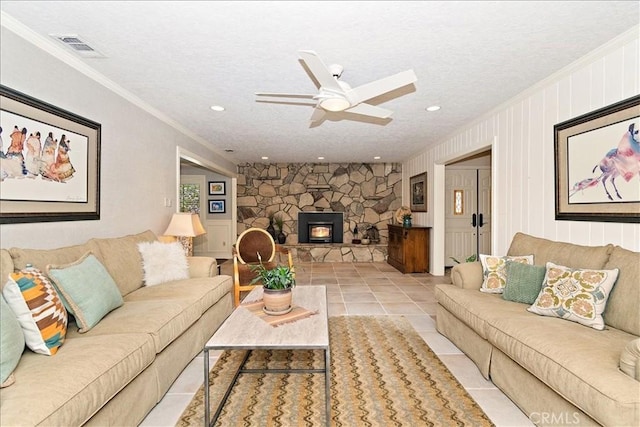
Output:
[554, 95, 639, 223]
[0, 85, 101, 224]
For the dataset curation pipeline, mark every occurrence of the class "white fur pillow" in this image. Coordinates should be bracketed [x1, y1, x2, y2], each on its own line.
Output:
[137, 242, 189, 286]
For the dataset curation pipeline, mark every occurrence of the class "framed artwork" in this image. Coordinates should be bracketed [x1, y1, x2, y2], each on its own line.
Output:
[208, 181, 225, 195]
[409, 172, 427, 212]
[0, 85, 101, 224]
[555, 95, 639, 223]
[208, 200, 225, 214]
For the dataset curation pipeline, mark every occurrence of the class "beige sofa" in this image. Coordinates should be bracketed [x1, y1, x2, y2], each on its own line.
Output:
[0, 230, 233, 426]
[435, 232, 639, 426]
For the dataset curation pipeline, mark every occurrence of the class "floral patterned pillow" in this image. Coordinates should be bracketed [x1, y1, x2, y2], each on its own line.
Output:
[527, 262, 619, 330]
[479, 254, 534, 294]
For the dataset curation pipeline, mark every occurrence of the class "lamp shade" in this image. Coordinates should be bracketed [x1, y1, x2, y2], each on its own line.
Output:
[163, 213, 206, 237]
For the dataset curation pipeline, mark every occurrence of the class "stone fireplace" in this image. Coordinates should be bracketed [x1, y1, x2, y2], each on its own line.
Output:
[298, 212, 343, 243]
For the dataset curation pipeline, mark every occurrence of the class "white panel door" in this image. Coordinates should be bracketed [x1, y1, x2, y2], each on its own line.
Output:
[478, 169, 492, 255]
[445, 169, 477, 266]
[445, 168, 491, 267]
[197, 221, 232, 259]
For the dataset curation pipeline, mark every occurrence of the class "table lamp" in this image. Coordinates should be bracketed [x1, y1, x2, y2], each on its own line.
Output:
[163, 212, 207, 256]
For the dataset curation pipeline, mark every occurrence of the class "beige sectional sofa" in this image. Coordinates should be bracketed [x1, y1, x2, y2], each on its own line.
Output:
[435, 232, 639, 426]
[0, 230, 233, 426]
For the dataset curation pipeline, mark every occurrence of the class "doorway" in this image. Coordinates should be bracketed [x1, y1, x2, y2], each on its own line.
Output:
[176, 147, 237, 260]
[444, 151, 492, 267]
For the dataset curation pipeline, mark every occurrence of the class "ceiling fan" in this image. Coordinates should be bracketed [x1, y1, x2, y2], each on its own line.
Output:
[255, 50, 417, 124]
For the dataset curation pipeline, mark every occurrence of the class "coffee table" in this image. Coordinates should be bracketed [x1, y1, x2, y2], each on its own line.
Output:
[203, 285, 330, 426]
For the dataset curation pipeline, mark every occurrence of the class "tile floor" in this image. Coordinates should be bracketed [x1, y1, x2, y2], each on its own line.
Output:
[140, 262, 534, 427]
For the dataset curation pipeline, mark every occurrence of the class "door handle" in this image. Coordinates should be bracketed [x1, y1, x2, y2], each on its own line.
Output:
[472, 213, 477, 228]
[478, 213, 484, 227]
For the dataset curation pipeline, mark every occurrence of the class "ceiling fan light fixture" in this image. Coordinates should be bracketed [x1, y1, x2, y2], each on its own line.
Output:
[320, 97, 351, 112]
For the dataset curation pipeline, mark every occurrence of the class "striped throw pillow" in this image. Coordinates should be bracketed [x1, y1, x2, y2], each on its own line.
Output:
[2, 268, 68, 355]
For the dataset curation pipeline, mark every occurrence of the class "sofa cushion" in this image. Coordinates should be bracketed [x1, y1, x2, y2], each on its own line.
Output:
[137, 241, 189, 286]
[603, 246, 640, 335]
[0, 250, 14, 290]
[507, 232, 613, 269]
[0, 331, 155, 427]
[0, 296, 24, 387]
[3, 268, 68, 354]
[486, 313, 639, 427]
[47, 253, 124, 333]
[502, 261, 546, 304]
[79, 299, 202, 353]
[7, 242, 95, 280]
[435, 285, 526, 339]
[124, 275, 233, 317]
[87, 230, 157, 297]
[479, 254, 533, 294]
[527, 262, 619, 330]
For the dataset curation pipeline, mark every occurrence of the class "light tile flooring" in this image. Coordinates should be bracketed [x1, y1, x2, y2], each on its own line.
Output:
[141, 262, 534, 427]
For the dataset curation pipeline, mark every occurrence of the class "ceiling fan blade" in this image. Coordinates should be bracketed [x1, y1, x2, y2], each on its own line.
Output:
[344, 103, 393, 119]
[298, 50, 343, 93]
[346, 69, 417, 105]
[255, 92, 316, 99]
[309, 106, 326, 123]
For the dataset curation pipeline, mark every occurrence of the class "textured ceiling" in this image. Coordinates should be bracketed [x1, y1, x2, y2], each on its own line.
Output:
[1, 1, 638, 164]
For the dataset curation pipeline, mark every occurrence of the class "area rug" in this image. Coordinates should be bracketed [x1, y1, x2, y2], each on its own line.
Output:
[177, 316, 493, 426]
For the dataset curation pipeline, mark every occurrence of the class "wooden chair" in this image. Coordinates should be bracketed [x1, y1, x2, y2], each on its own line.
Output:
[232, 227, 294, 306]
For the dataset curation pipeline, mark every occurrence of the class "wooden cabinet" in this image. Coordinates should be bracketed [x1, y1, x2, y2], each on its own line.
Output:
[387, 225, 430, 273]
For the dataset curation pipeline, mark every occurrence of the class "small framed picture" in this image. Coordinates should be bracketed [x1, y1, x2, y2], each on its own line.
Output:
[208, 181, 226, 195]
[410, 172, 427, 212]
[208, 200, 225, 214]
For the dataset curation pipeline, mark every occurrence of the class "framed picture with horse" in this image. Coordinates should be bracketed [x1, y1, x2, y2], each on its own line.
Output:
[554, 95, 639, 223]
[0, 85, 101, 224]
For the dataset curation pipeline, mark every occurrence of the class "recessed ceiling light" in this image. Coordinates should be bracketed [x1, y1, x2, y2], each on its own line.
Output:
[374, 156, 381, 160]
[261, 156, 269, 160]
[317, 156, 325, 160]
[211, 105, 225, 112]
[426, 105, 441, 112]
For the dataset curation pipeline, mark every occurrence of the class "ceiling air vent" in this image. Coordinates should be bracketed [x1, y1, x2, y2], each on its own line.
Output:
[50, 34, 105, 58]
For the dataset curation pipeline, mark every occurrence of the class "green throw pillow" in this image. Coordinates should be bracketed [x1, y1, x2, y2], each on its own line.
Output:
[0, 296, 25, 387]
[47, 252, 124, 333]
[502, 261, 546, 304]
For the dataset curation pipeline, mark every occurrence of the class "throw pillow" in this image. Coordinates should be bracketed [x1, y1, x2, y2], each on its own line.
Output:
[527, 262, 619, 330]
[137, 241, 189, 286]
[0, 296, 25, 387]
[47, 252, 124, 333]
[2, 267, 67, 356]
[502, 261, 547, 304]
[479, 254, 534, 294]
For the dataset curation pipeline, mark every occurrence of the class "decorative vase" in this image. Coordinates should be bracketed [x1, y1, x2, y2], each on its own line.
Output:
[403, 217, 412, 228]
[262, 288, 292, 315]
[266, 219, 276, 239]
[277, 231, 286, 244]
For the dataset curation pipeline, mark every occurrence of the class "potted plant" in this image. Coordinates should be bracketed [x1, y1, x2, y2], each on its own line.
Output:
[450, 254, 478, 264]
[250, 253, 296, 314]
[274, 214, 286, 244]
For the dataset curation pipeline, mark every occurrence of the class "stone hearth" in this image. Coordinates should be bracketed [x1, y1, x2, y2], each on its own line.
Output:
[285, 243, 387, 263]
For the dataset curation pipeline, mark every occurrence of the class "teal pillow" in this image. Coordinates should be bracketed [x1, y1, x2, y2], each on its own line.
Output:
[502, 261, 546, 304]
[47, 252, 123, 333]
[1, 296, 25, 387]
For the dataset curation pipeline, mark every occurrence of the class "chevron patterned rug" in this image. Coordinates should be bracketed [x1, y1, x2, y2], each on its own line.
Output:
[177, 316, 493, 426]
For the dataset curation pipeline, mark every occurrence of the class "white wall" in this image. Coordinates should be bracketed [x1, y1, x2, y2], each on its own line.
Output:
[404, 27, 640, 272]
[0, 25, 236, 249]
